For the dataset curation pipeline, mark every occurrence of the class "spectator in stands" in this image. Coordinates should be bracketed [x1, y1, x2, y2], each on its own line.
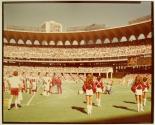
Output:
[4, 44, 151, 59]
[82, 74, 96, 115]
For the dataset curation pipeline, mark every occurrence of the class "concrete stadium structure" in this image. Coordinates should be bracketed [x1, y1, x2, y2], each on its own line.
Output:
[3, 20, 152, 78]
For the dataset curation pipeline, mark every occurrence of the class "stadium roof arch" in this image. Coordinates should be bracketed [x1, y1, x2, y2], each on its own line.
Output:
[4, 20, 152, 45]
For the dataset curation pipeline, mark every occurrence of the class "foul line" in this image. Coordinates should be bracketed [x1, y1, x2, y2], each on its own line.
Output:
[26, 83, 42, 106]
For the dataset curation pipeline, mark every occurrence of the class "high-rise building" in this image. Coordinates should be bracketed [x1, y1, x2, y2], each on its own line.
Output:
[41, 20, 63, 33]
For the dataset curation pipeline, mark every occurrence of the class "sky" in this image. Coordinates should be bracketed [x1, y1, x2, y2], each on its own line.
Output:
[3, 1, 152, 31]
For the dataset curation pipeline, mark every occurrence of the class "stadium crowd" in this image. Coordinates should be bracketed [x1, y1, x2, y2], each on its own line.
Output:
[4, 45, 151, 59]
[3, 66, 112, 74]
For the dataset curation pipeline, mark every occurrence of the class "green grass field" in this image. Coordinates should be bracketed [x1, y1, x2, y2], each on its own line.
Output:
[3, 79, 152, 123]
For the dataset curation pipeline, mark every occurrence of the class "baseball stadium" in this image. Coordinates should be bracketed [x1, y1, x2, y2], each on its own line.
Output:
[2, 1, 153, 124]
